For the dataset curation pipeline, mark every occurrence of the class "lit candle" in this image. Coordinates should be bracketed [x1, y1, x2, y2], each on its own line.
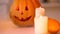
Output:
[34, 7, 48, 34]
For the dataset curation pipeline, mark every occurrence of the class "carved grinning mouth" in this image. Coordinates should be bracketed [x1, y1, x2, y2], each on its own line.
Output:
[14, 16, 31, 21]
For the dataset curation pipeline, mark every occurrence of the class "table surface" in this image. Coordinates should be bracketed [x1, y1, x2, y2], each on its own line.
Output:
[0, 20, 60, 34]
[0, 20, 34, 34]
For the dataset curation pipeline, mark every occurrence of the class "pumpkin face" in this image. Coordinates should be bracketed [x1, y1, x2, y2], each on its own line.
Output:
[9, 0, 40, 27]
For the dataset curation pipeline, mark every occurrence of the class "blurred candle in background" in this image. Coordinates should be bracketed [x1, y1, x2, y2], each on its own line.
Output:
[34, 7, 48, 34]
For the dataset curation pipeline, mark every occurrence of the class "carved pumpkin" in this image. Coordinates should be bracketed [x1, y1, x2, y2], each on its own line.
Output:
[48, 18, 60, 34]
[9, 0, 40, 27]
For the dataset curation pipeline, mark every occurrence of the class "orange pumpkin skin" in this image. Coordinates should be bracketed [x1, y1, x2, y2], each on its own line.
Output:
[31, 0, 41, 8]
[48, 18, 60, 33]
[9, 0, 40, 27]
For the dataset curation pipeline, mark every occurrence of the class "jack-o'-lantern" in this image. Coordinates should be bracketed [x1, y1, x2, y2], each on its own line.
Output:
[48, 18, 60, 34]
[9, 0, 40, 27]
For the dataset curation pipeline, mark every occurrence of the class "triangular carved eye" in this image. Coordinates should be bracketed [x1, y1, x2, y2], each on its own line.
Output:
[25, 6, 28, 11]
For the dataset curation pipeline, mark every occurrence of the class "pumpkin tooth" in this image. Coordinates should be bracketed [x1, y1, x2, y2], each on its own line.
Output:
[20, 16, 31, 21]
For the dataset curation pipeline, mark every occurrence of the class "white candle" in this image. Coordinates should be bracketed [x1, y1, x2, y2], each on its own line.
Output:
[34, 7, 48, 34]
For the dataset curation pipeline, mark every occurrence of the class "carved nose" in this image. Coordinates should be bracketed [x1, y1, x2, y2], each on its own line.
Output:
[16, 6, 19, 11]
[21, 12, 23, 15]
